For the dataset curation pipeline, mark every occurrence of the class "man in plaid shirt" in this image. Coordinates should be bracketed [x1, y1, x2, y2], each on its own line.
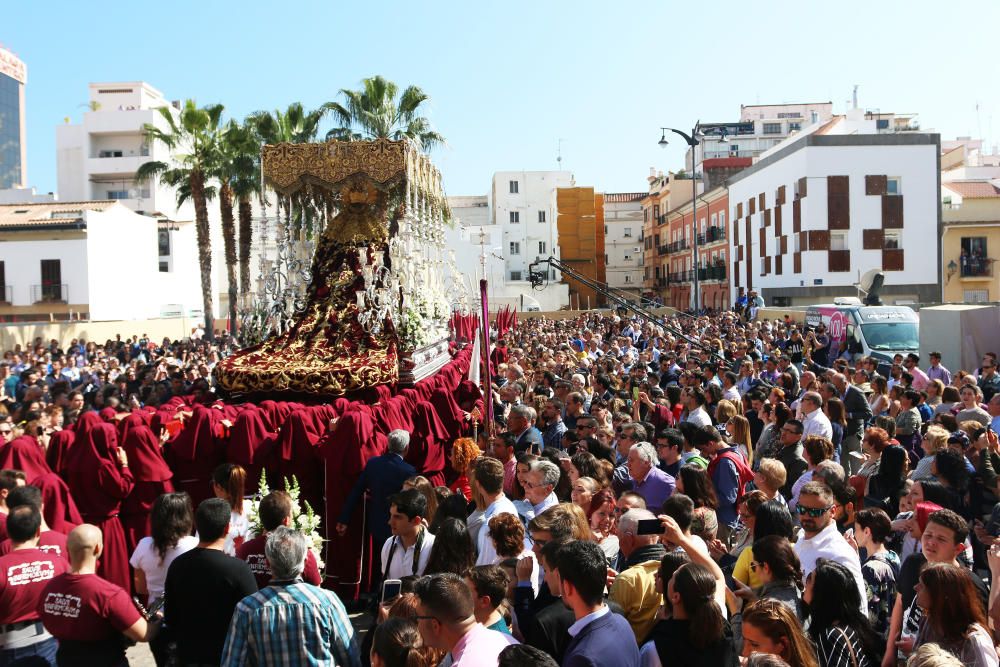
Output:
[221, 527, 360, 667]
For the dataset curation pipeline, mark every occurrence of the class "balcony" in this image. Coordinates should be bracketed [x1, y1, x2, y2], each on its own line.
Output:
[669, 270, 694, 283]
[959, 256, 994, 279]
[32, 284, 68, 304]
[655, 277, 667, 288]
[656, 214, 667, 226]
[667, 239, 690, 254]
[697, 226, 726, 245]
[698, 265, 727, 281]
[657, 245, 669, 256]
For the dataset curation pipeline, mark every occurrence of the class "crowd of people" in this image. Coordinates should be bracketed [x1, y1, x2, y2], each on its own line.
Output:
[1, 309, 1000, 666]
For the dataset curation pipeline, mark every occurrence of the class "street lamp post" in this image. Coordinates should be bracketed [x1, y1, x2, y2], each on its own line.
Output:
[659, 125, 702, 312]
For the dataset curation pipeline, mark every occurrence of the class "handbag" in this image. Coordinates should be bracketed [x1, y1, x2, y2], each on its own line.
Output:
[833, 625, 860, 667]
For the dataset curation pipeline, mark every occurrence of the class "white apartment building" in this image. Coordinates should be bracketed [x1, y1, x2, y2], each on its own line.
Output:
[492, 171, 572, 282]
[689, 102, 835, 174]
[446, 193, 568, 312]
[56, 82, 230, 319]
[603, 193, 645, 298]
[0, 201, 202, 321]
[727, 110, 941, 307]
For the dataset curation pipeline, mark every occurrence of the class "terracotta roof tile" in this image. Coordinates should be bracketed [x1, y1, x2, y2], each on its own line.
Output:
[942, 181, 1000, 199]
[603, 193, 647, 203]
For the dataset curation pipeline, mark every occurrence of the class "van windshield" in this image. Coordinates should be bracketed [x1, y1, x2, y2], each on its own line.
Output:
[860, 322, 919, 351]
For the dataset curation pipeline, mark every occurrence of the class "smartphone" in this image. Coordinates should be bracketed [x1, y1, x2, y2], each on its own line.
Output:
[380, 579, 402, 604]
[636, 519, 663, 536]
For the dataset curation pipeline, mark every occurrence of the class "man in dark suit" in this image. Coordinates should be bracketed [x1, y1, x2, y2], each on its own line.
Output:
[509, 404, 543, 454]
[335, 429, 415, 557]
[832, 372, 873, 476]
[556, 541, 639, 667]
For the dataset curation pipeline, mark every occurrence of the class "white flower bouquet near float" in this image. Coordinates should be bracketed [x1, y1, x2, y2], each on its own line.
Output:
[246, 470, 325, 570]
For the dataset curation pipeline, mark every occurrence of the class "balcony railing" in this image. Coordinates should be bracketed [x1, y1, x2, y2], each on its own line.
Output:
[669, 270, 694, 283]
[0, 285, 10, 304]
[655, 277, 667, 288]
[698, 265, 727, 281]
[697, 226, 726, 245]
[657, 245, 669, 256]
[960, 256, 994, 278]
[32, 284, 68, 304]
[667, 239, 690, 254]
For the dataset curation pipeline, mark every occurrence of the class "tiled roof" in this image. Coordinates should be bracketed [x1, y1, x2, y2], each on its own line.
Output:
[942, 181, 1000, 199]
[0, 201, 117, 228]
[603, 193, 647, 203]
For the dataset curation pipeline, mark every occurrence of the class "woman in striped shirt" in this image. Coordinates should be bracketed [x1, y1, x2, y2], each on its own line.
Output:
[803, 559, 880, 667]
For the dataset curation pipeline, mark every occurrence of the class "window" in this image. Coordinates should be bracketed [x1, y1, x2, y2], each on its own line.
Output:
[794, 234, 802, 253]
[538, 210, 546, 223]
[509, 180, 519, 194]
[604, 225, 608, 235]
[50, 210, 82, 219]
[961, 237, 989, 277]
[159, 261, 170, 273]
[98, 150, 124, 158]
[788, 122, 801, 132]
[719, 211, 726, 227]
[728, 144, 740, 154]
[763, 123, 782, 135]
[107, 190, 129, 200]
[884, 230, 901, 249]
[509, 211, 519, 223]
[710, 213, 717, 226]
[876, 119, 890, 130]
[965, 289, 989, 303]
[625, 275, 633, 284]
[509, 242, 520, 255]
[886, 177, 901, 195]
[39, 259, 62, 302]
[538, 241, 546, 254]
[624, 253, 632, 262]
[510, 271, 522, 281]
[158, 229, 171, 257]
[623, 227, 632, 238]
[830, 231, 848, 251]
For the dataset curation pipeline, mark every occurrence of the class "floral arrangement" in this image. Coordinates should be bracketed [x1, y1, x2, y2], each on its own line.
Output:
[399, 306, 429, 349]
[246, 470, 325, 570]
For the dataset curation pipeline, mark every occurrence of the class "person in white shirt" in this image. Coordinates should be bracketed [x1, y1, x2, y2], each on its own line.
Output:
[380, 488, 435, 580]
[514, 460, 560, 524]
[130, 492, 199, 606]
[474, 458, 518, 566]
[681, 386, 712, 428]
[721, 371, 741, 403]
[799, 392, 833, 441]
[792, 481, 866, 617]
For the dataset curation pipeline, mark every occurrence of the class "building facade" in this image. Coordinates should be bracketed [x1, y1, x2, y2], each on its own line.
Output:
[556, 187, 605, 309]
[0, 46, 27, 190]
[446, 193, 568, 312]
[0, 201, 202, 322]
[603, 192, 645, 300]
[662, 186, 729, 311]
[941, 181, 1000, 303]
[727, 112, 942, 307]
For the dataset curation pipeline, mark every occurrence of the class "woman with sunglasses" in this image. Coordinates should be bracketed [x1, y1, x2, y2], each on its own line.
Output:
[738, 535, 805, 618]
[741, 598, 819, 667]
[804, 559, 879, 667]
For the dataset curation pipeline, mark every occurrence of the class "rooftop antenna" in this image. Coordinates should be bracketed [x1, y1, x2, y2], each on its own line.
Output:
[556, 138, 565, 170]
[852, 84, 859, 110]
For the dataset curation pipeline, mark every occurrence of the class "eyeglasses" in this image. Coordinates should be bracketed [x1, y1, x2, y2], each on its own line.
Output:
[796, 504, 833, 518]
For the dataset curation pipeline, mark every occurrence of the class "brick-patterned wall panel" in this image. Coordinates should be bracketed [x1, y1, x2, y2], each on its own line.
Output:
[774, 206, 782, 236]
[794, 251, 802, 273]
[736, 202, 743, 218]
[733, 262, 740, 286]
[793, 199, 801, 233]
[759, 227, 766, 257]
[828, 193, 850, 230]
[775, 255, 783, 275]
[779, 236, 788, 254]
[829, 249, 851, 272]
[758, 193, 766, 211]
[883, 248, 904, 271]
[828, 175, 849, 195]
[763, 209, 771, 228]
[866, 175, 887, 196]
[863, 229, 885, 250]
[777, 185, 786, 206]
[807, 230, 830, 251]
[749, 198, 756, 215]
[882, 196, 903, 228]
[763, 256, 772, 275]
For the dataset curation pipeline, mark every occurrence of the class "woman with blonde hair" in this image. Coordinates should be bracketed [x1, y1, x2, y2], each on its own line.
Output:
[403, 476, 439, 526]
[911, 426, 949, 480]
[570, 476, 599, 515]
[726, 414, 754, 466]
[715, 400, 739, 427]
[741, 599, 820, 667]
[448, 438, 481, 501]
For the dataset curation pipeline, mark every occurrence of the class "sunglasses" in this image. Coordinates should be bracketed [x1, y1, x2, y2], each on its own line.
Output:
[796, 504, 833, 518]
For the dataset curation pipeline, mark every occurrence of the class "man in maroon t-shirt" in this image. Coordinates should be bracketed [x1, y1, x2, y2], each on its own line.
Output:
[0, 469, 27, 543]
[237, 490, 322, 589]
[38, 524, 155, 666]
[0, 505, 65, 664]
[0, 485, 68, 561]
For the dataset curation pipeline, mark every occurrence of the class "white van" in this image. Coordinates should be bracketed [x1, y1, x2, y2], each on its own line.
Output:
[804, 298, 919, 369]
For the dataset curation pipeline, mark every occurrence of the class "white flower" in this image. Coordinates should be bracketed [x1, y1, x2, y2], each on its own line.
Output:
[246, 472, 326, 573]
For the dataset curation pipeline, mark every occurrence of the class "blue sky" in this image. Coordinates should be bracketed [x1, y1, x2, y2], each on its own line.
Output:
[6, 1, 1000, 198]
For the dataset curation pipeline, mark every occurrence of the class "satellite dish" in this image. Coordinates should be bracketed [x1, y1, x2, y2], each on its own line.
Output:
[857, 269, 885, 306]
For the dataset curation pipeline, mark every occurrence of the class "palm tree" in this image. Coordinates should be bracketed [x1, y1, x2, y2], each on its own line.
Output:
[324, 75, 444, 151]
[249, 102, 324, 146]
[137, 100, 224, 341]
[226, 120, 263, 298]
